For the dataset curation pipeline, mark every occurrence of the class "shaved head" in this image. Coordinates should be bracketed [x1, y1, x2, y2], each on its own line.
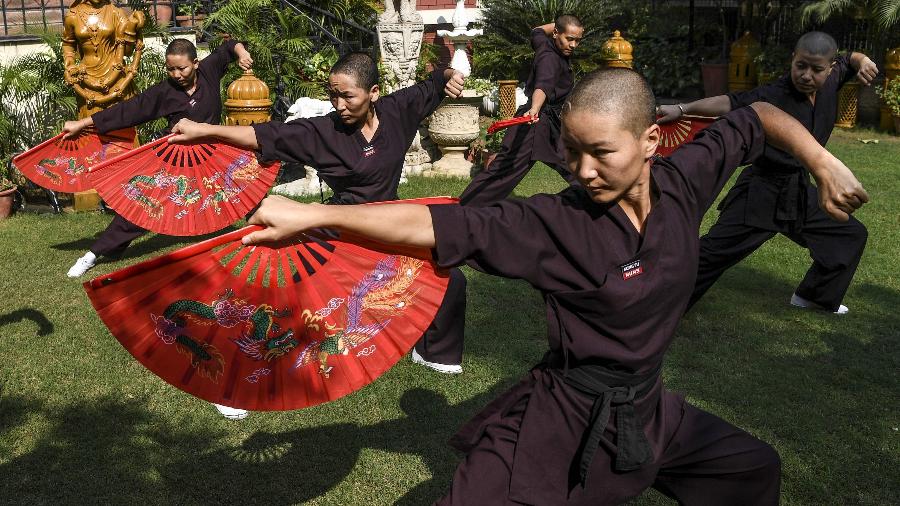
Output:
[562, 68, 656, 138]
[331, 51, 379, 89]
[795, 31, 838, 60]
[555, 14, 583, 33]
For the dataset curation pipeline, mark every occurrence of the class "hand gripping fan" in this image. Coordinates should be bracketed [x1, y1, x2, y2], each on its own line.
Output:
[11, 128, 136, 192]
[656, 115, 716, 157]
[486, 114, 534, 135]
[84, 197, 456, 411]
[86, 134, 280, 236]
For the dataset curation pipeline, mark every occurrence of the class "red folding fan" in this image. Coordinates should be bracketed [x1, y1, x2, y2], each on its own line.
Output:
[487, 114, 534, 135]
[11, 128, 136, 192]
[84, 197, 456, 411]
[86, 134, 280, 236]
[656, 115, 716, 157]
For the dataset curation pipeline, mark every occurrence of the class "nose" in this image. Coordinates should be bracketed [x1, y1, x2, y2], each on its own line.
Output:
[575, 154, 597, 180]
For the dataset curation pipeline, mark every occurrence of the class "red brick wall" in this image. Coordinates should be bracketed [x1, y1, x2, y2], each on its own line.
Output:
[416, 0, 476, 9]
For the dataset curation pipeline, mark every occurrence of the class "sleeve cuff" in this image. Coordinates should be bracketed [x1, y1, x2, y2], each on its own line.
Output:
[427, 203, 467, 268]
[251, 122, 280, 163]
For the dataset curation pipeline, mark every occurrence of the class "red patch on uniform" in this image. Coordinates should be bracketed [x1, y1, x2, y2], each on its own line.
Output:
[620, 260, 643, 280]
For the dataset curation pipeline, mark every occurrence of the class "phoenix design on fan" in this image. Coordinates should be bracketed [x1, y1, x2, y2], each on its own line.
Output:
[295, 255, 424, 378]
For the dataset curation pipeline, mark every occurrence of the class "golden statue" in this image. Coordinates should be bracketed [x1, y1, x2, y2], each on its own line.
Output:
[62, 0, 146, 118]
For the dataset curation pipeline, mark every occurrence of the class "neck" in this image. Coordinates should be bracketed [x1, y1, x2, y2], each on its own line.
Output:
[617, 162, 654, 233]
[359, 107, 378, 138]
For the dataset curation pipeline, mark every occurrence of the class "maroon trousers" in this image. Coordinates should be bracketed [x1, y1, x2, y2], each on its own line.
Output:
[459, 122, 577, 207]
[436, 390, 781, 505]
[90, 214, 148, 258]
[415, 268, 467, 365]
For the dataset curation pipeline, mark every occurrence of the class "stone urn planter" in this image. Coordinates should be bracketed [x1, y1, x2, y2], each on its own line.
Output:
[425, 93, 483, 178]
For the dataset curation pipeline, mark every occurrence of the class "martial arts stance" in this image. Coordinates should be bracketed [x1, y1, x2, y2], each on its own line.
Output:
[458, 15, 583, 206]
[171, 52, 470, 376]
[658, 31, 878, 314]
[64, 38, 253, 278]
[192, 69, 867, 504]
[63, 38, 252, 420]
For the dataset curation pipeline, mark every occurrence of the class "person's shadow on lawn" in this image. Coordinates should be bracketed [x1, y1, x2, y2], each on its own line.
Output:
[0, 384, 507, 505]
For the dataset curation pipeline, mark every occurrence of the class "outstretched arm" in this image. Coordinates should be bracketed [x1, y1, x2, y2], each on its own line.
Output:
[169, 118, 259, 148]
[749, 102, 868, 221]
[241, 196, 435, 248]
[657, 95, 732, 123]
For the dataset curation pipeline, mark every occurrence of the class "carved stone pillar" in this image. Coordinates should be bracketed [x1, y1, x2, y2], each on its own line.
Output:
[378, 2, 429, 176]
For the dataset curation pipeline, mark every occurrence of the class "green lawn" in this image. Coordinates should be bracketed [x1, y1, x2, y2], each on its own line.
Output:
[0, 128, 897, 505]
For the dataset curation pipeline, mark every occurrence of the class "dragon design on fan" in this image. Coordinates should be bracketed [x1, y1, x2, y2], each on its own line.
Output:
[122, 170, 201, 219]
[295, 255, 423, 378]
[151, 289, 297, 382]
[35, 141, 127, 185]
[199, 153, 263, 215]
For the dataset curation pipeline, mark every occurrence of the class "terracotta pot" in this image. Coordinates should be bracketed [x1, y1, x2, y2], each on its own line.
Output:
[0, 186, 17, 219]
[153, 1, 173, 27]
[700, 62, 729, 98]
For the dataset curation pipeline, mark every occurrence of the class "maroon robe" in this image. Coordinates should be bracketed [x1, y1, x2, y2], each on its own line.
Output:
[93, 39, 242, 135]
[252, 69, 449, 204]
[252, 69, 467, 366]
[429, 107, 781, 504]
[88, 40, 243, 258]
[458, 28, 576, 206]
[690, 53, 867, 311]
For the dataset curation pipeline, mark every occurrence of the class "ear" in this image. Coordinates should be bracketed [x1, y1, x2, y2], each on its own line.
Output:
[369, 84, 380, 102]
[552, 27, 560, 39]
[643, 123, 660, 159]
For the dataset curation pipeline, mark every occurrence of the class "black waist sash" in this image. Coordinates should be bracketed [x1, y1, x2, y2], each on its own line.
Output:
[546, 353, 660, 483]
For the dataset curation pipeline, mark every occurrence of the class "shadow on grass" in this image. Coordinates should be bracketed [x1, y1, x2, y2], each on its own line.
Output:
[0, 308, 54, 336]
[669, 264, 900, 504]
[0, 385, 508, 504]
[49, 226, 239, 261]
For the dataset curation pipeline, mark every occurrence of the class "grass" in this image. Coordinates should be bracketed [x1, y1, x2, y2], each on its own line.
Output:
[0, 127, 898, 505]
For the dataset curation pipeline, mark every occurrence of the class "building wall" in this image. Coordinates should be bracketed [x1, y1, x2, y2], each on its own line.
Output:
[416, 0, 481, 70]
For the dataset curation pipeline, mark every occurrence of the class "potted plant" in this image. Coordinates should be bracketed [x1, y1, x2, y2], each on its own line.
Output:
[699, 0, 730, 97]
[754, 44, 791, 85]
[176, 0, 206, 28]
[876, 78, 900, 134]
[0, 165, 18, 220]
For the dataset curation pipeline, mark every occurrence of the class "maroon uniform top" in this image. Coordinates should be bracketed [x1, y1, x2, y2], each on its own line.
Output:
[427, 107, 765, 503]
[520, 27, 575, 165]
[92, 39, 241, 133]
[724, 53, 856, 230]
[251, 69, 449, 204]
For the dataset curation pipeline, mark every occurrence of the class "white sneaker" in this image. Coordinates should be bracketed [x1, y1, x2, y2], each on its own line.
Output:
[67, 252, 96, 278]
[411, 348, 462, 374]
[790, 293, 848, 315]
[214, 403, 249, 420]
